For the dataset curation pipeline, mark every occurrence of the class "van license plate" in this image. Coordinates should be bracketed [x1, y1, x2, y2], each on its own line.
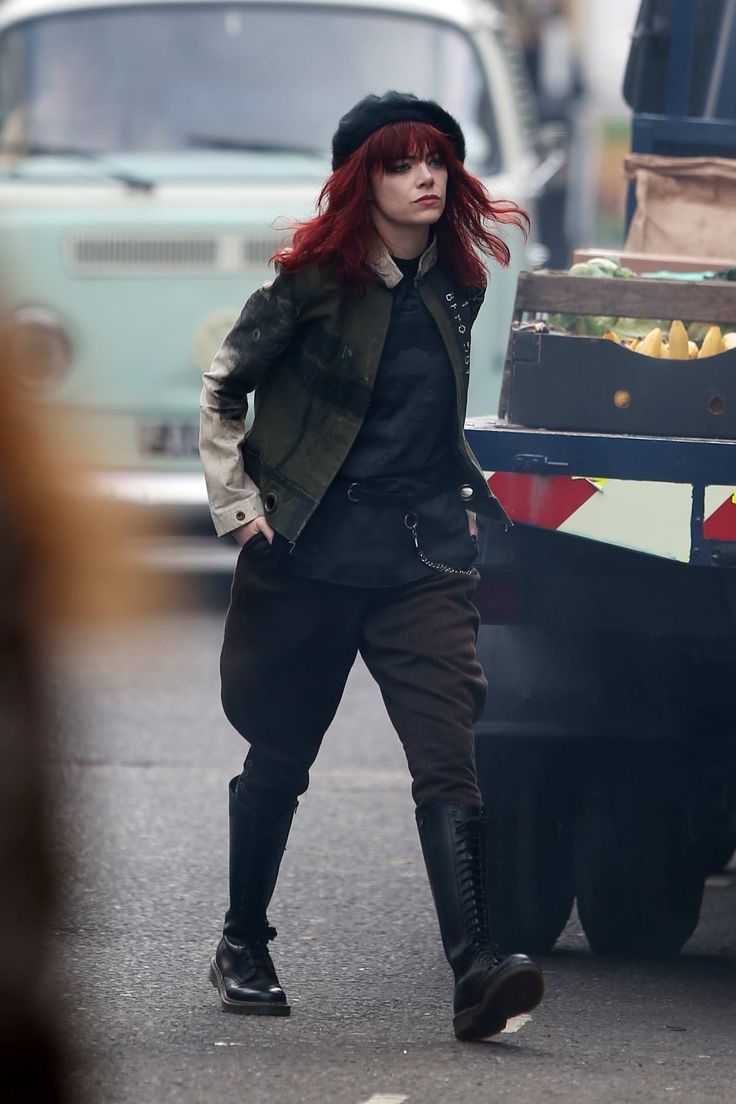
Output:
[139, 419, 200, 458]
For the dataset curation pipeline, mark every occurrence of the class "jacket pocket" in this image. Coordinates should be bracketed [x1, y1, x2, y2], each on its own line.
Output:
[240, 530, 270, 561]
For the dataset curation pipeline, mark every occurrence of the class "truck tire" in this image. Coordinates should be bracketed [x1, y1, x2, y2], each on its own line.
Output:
[695, 779, 736, 874]
[477, 738, 576, 954]
[706, 839, 736, 875]
[702, 811, 736, 875]
[574, 745, 706, 957]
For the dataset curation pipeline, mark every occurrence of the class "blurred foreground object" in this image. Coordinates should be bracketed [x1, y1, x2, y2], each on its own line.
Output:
[0, 460, 64, 1100]
[0, 325, 158, 1103]
[0, 336, 158, 626]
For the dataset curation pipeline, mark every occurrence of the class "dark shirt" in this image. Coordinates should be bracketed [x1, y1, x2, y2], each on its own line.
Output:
[340, 255, 454, 484]
[273, 255, 477, 586]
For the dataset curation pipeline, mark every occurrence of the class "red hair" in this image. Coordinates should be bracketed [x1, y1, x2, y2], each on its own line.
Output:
[273, 120, 530, 289]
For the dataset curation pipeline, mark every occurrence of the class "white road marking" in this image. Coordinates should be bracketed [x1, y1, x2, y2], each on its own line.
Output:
[501, 1013, 533, 1034]
[357, 1096, 408, 1104]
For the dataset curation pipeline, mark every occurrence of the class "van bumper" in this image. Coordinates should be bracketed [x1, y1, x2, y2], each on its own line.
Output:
[92, 470, 212, 531]
[90, 470, 238, 573]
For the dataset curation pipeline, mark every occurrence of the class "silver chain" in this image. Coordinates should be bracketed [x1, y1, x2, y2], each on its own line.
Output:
[404, 512, 476, 577]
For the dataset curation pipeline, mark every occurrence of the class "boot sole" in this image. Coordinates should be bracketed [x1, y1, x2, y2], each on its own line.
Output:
[453, 962, 544, 1042]
[209, 960, 291, 1016]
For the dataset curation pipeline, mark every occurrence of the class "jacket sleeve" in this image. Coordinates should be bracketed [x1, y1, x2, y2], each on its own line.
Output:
[199, 270, 298, 537]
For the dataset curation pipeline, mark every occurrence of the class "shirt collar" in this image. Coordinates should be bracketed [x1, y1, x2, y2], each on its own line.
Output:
[367, 235, 437, 289]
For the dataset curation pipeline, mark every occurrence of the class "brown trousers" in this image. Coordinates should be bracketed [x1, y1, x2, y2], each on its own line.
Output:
[220, 532, 488, 811]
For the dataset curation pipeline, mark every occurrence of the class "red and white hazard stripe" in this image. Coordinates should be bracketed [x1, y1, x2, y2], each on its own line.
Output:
[704, 487, 736, 541]
[485, 471, 695, 562]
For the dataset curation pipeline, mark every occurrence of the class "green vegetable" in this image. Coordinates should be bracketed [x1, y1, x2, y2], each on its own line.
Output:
[567, 262, 608, 278]
[611, 317, 667, 339]
[587, 257, 620, 275]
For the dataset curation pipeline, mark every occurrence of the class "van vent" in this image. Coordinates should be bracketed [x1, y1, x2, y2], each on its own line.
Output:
[243, 236, 280, 266]
[65, 231, 288, 275]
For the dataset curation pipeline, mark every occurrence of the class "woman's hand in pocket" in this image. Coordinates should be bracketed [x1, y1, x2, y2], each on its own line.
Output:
[232, 516, 275, 546]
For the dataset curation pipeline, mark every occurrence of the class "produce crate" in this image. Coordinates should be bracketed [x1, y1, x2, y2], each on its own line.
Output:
[500, 271, 736, 439]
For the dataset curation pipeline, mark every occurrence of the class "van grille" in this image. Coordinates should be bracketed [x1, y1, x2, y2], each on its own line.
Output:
[65, 231, 288, 275]
[242, 235, 286, 266]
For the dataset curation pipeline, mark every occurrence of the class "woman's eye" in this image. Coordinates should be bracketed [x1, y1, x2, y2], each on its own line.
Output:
[428, 156, 444, 168]
[391, 161, 410, 172]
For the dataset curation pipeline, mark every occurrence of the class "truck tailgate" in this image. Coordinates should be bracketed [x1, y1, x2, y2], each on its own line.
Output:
[467, 418, 736, 568]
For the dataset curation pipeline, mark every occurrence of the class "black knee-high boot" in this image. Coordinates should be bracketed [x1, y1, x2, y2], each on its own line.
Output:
[210, 777, 297, 1015]
[416, 802, 544, 1041]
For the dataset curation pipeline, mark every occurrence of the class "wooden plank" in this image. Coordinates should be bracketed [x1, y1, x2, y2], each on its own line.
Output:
[515, 271, 736, 322]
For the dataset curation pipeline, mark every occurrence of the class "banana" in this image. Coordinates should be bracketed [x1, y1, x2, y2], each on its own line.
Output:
[688, 341, 699, 359]
[638, 327, 663, 357]
[603, 329, 621, 343]
[699, 325, 723, 358]
[668, 320, 689, 359]
[722, 332, 736, 351]
[660, 344, 670, 358]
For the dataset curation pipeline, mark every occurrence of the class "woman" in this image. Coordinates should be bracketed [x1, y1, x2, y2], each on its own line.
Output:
[199, 91, 544, 1042]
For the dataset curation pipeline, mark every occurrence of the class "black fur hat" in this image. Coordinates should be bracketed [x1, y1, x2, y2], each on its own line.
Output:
[331, 91, 466, 170]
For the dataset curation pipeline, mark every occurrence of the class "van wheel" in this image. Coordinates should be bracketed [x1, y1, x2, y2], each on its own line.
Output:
[477, 738, 576, 954]
[574, 745, 705, 957]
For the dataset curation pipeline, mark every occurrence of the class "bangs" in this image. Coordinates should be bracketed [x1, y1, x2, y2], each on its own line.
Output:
[275, 107, 529, 288]
[363, 119, 457, 172]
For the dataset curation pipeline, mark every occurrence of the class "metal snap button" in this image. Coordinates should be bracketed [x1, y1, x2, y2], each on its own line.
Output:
[459, 485, 474, 500]
[263, 492, 278, 513]
[235, 511, 246, 521]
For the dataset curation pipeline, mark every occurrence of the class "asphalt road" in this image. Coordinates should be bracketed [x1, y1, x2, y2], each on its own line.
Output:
[50, 596, 736, 1104]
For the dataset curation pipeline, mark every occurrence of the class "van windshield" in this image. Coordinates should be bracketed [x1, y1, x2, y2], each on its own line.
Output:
[0, 4, 499, 172]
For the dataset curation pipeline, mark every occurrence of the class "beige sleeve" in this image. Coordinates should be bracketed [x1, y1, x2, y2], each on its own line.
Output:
[198, 271, 298, 537]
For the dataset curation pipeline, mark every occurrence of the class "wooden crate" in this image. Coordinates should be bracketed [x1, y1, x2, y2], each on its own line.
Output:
[500, 272, 736, 438]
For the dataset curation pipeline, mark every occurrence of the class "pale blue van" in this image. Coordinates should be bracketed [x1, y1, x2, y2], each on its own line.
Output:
[0, 0, 545, 563]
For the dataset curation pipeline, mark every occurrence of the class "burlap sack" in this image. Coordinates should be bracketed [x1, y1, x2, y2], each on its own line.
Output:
[624, 155, 736, 261]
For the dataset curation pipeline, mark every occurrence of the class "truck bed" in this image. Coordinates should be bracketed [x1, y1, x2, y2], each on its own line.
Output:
[466, 417, 736, 569]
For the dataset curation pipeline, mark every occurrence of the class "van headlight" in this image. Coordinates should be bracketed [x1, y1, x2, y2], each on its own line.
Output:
[8, 306, 74, 388]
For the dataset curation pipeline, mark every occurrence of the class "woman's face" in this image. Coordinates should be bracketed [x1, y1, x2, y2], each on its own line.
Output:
[369, 149, 448, 233]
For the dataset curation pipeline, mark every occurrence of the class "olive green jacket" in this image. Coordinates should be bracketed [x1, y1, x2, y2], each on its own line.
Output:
[199, 238, 509, 542]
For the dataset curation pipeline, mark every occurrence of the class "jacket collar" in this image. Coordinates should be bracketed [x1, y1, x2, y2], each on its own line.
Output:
[367, 235, 437, 289]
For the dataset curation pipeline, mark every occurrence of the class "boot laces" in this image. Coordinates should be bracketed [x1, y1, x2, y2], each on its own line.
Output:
[231, 924, 278, 974]
[234, 808, 292, 913]
[455, 815, 502, 965]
